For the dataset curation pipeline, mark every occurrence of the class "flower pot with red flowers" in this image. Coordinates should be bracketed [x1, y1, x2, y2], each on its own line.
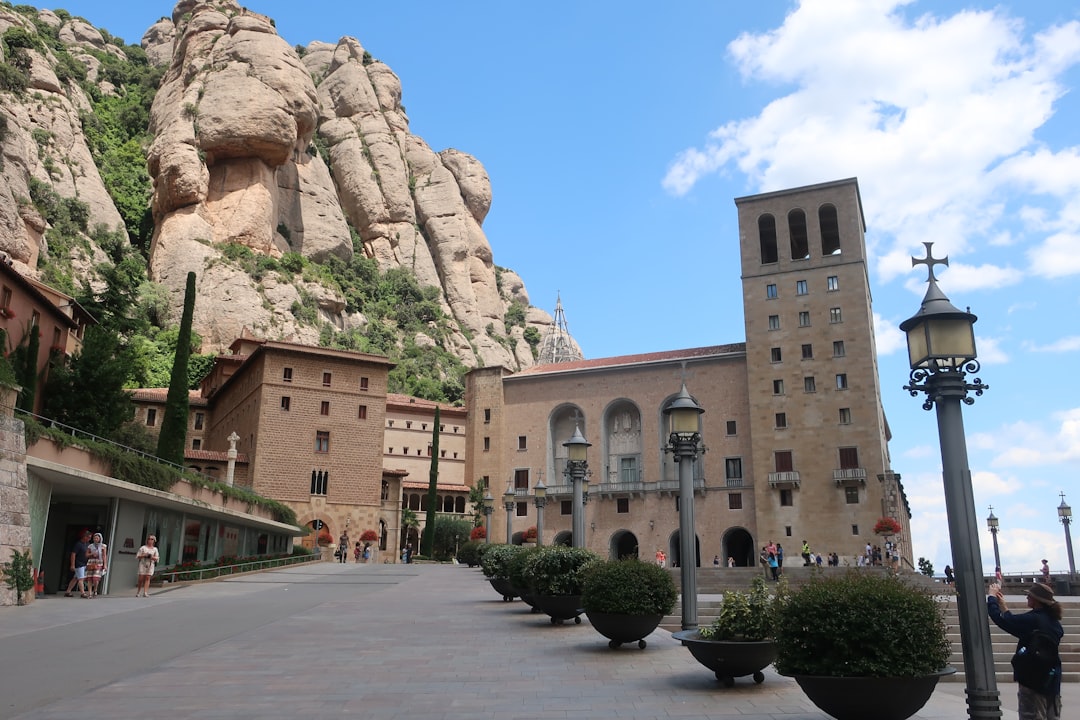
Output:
[469, 526, 486, 541]
[873, 517, 902, 536]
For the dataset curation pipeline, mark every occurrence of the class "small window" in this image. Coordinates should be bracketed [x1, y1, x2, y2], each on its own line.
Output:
[768, 315, 780, 330]
[310, 470, 328, 496]
[403, 447, 409, 455]
[483, 437, 491, 451]
[192, 438, 202, 450]
[836, 374, 848, 390]
[484, 409, 492, 424]
[839, 408, 852, 424]
[766, 283, 778, 299]
[194, 412, 204, 430]
[406, 421, 412, 428]
[775, 413, 787, 429]
[845, 486, 860, 504]
[770, 347, 782, 363]
[518, 436, 527, 450]
[796, 279, 808, 295]
[315, 431, 330, 453]
[422, 423, 427, 431]
[514, 469, 530, 490]
[827, 275, 839, 291]
[839, 447, 860, 469]
[785, 526, 793, 537]
[798, 311, 810, 327]
[852, 524, 860, 535]
[561, 500, 572, 516]
[728, 493, 743, 510]
[146, 408, 157, 427]
[726, 420, 737, 436]
[360, 376, 369, 390]
[774, 451, 793, 472]
[833, 340, 846, 357]
[780, 489, 793, 506]
[829, 307, 842, 323]
[322, 372, 332, 387]
[281, 396, 291, 411]
[616, 498, 630, 514]
[320, 401, 330, 416]
[801, 344, 813, 360]
[773, 379, 784, 395]
[388, 447, 393, 454]
[358, 405, 367, 419]
[516, 501, 528, 517]
[283, 367, 293, 382]
[725, 458, 742, 480]
[804, 376, 816, 392]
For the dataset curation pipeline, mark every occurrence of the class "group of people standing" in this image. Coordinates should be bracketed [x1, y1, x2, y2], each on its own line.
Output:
[64, 530, 159, 598]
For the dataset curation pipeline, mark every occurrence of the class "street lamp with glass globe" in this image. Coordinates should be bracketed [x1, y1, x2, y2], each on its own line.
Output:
[533, 478, 547, 547]
[1059, 493, 1075, 576]
[563, 426, 591, 548]
[663, 382, 704, 631]
[482, 491, 494, 544]
[503, 483, 516, 545]
[986, 507, 1000, 574]
[899, 242, 998, 720]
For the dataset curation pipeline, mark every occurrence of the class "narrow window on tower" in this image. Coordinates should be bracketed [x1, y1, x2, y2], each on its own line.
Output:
[759, 213, 778, 264]
[788, 209, 809, 260]
[819, 204, 841, 256]
[796, 279, 808, 295]
[769, 314, 780, 330]
[766, 283, 778, 299]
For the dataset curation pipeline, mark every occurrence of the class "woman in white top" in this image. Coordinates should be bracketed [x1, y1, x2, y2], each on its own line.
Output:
[86, 532, 107, 597]
[136, 535, 159, 597]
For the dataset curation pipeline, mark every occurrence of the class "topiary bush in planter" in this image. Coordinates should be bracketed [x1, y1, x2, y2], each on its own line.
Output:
[581, 557, 677, 615]
[700, 575, 784, 641]
[523, 545, 601, 597]
[774, 570, 950, 678]
[507, 544, 542, 596]
[480, 544, 521, 581]
[457, 540, 483, 567]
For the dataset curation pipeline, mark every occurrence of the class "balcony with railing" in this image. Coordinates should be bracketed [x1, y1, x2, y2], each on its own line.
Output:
[833, 467, 867, 486]
[768, 471, 801, 489]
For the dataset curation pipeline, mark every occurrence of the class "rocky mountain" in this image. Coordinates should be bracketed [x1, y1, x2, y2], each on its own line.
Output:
[0, 0, 579, 379]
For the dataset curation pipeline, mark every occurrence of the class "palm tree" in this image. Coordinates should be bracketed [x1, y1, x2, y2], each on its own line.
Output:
[400, 507, 420, 558]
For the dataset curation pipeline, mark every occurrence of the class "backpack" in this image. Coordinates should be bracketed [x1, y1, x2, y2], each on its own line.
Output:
[1011, 628, 1060, 693]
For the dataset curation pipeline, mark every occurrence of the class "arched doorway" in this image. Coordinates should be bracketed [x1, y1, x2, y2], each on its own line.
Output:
[669, 530, 700, 568]
[722, 527, 755, 567]
[610, 530, 639, 560]
[552, 530, 572, 547]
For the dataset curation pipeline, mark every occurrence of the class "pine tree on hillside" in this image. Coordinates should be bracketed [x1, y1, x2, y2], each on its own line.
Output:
[41, 325, 133, 437]
[156, 272, 195, 466]
[421, 406, 440, 557]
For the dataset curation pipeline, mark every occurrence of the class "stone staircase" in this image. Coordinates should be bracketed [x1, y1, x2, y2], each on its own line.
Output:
[659, 567, 1078, 683]
[940, 598, 1080, 684]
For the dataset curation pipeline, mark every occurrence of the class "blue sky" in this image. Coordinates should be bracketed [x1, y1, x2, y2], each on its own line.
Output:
[49, 0, 1080, 576]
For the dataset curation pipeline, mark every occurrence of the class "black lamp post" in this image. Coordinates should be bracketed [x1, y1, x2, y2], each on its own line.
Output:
[900, 242, 998, 720]
[563, 425, 591, 549]
[503, 483, 516, 545]
[663, 382, 704, 631]
[1060, 493, 1075, 576]
[482, 491, 494, 544]
[986, 507, 1000, 574]
[533, 478, 547, 547]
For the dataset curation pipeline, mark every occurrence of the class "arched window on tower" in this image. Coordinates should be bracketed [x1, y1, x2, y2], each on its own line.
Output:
[819, 204, 841, 256]
[758, 214, 778, 264]
[789, 209, 809, 260]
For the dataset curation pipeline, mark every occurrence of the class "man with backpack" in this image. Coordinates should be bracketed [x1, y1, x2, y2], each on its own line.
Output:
[987, 582, 1064, 720]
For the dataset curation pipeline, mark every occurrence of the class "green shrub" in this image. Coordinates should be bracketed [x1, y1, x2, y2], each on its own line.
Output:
[700, 575, 785, 641]
[774, 571, 950, 677]
[2, 548, 35, 605]
[522, 545, 600, 596]
[457, 540, 483, 567]
[479, 544, 521, 580]
[506, 544, 542, 592]
[581, 557, 677, 615]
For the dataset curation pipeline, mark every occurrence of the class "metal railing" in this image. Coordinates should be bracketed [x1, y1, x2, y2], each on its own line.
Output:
[157, 552, 320, 584]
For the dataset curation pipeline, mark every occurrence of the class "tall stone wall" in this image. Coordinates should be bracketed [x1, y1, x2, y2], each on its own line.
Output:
[0, 389, 31, 606]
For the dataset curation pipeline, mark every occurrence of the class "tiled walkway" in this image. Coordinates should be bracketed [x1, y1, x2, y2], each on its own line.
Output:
[0, 562, 1073, 719]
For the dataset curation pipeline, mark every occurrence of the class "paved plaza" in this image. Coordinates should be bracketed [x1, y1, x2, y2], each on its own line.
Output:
[0, 561, 1075, 719]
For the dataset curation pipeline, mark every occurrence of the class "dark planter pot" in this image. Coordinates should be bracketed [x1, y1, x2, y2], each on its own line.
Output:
[585, 610, 663, 649]
[518, 590, 542, 613]
[671, 631, 777, 687]
[535, 594, 584, 625]
[788, 668, 955, 720]
[488, 577, 517, 602]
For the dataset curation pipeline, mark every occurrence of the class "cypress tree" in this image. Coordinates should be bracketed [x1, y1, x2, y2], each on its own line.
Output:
[420, 406, 440, 557]
[156, 272, 195, 466]
[13, 324, 39, 412]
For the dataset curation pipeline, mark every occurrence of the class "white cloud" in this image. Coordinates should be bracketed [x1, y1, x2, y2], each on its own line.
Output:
[1026, 336, 1080, 352]
[872, 312, 905, 356]
[970, 408, 1080, 467]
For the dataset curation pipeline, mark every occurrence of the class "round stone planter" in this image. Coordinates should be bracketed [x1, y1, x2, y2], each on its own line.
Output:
[534, 594, 583, 625]
[788, 668, 955, 720]
[488, 577, 517, 602]
[585, 610, 663, 649]
[671, 631, 777, 686]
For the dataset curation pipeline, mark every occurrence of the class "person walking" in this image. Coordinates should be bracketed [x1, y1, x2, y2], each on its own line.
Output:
[338, 532, 349, 563]
[85, 532, 107, 597]
[64, 529, 92, 598]
[801, 540, 811, 566]
[1041, 559, 1051, 583]
[768, 552, 779, 581]
[775, 543, 784, 574]
[136, 535, 159, 597]
[987, 582, 1064, 719]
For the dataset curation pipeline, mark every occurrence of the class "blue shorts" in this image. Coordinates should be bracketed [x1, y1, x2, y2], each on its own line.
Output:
[73, 566, 87, 580]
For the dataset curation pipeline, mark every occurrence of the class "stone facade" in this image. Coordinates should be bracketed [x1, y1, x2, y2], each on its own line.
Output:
[0, 388, 31, 606]
[466, 178, 911, 568]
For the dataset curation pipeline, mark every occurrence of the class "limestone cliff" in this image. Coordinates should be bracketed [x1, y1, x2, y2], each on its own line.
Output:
[0, 0, 570, 374]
